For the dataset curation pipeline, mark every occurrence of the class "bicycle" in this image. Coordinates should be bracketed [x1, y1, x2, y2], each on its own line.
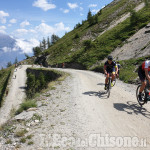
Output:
[105, 75, 114, 98]
[136, 81, 150, 106]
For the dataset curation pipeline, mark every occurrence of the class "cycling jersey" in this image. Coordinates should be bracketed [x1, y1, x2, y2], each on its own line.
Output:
[104, 61, 117, 73]
[142, 61, 150, 71]
[138, 60, 150, 81]
[117, 64, 121, 70]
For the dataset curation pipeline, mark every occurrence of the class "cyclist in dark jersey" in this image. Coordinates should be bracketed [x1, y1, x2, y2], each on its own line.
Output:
[138, 60, 150, 101]
[104, 56, 118, 90]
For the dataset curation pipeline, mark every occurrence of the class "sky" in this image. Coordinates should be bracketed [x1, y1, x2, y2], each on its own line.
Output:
[0, 0, 113, 54]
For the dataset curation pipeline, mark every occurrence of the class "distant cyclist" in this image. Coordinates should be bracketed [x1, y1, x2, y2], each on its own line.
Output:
[104, 56, 118, 90]
[116, 62, 121, 78]
[138, 60, 150, 101]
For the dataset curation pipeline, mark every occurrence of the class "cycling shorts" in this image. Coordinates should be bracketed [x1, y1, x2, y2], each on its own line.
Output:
[138, 66, 146, 82]
[106, 67, 116, 74]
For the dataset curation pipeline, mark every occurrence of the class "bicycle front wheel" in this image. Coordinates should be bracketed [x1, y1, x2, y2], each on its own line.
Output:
[107, 79, 111, 98]
[136, 84, 145, 106]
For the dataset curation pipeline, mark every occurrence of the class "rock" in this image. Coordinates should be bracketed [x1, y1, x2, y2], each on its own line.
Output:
[27, 108, 37, 112]
[13, 143, 17, 146]
[26, 123, 31, 127]
[15, 111, 36, 121]
[145, 30, 150, 34]
[35, 120, 39, 123]
[26, 128, 30, 131]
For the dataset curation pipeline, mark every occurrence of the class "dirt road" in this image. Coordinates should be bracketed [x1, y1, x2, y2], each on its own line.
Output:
[0, 68, 150, 150]
[0, 65, 29, 125]
[18, 68, 150, 150]
[52, 69, 150, 150]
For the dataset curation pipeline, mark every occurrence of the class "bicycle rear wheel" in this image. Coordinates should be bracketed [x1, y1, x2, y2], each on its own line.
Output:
[136, 84, 146, 106]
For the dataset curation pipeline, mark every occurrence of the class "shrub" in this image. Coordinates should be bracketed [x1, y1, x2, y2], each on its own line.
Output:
[83, 40, 92, 49]
[16, 100, 37, 114]
[74, 33, 80, 39]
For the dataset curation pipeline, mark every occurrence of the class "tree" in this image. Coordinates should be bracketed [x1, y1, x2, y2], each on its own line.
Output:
[42, 37, 47, 50]
[98, 9, 102, 16]
[130, 10, 139, 26]
[74, 22, 81, 29]
[47, 36, 51, 48]
[33, 46, 41, 57]
[51, 34, 60, 45]
[14, 57, 18, 64]
[24, 53, 30, 59]
[87, 9, 92, 20]
[74, 33, 79, 39]
[87, 9, 94, 25]
[94, 14, 98, 24]
[7, 61, 12, 68]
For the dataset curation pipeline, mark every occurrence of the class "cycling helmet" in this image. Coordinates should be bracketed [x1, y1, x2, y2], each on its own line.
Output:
[108, 55, 113, 60]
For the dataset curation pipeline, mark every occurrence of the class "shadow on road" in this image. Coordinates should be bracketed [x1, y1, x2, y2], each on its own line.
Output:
[114, 101, 150, 119]
[83, 91, 107, 99]
[97, 83, 105, 86]
[19, 86, 27, 90]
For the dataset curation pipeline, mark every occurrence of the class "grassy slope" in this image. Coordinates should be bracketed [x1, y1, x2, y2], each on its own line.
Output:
[73, 7, 150, 68]
[45, 0, 143, 67]
[42, 1, 150, 84]
[0, 66, 14, 106]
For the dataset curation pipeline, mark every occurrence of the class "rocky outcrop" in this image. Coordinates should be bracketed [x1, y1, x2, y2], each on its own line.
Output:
[34, 55, 48, 67]
[103, 22, 150, 62]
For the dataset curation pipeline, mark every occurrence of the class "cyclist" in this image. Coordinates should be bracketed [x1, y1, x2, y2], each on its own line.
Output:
[116, 62, 121, 78]
[104, 56, 118, 90]
[138, 60, 150, 101]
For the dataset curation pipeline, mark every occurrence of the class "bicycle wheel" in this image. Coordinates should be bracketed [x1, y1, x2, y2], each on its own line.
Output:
[107, 78, 111, 98]
[136, 84, 146, 106]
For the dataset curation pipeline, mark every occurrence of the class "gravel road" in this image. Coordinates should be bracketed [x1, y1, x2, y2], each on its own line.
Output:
[0, 67, 150, 150]
[0, 65, 29, 125]
[17, 68, 150, 150]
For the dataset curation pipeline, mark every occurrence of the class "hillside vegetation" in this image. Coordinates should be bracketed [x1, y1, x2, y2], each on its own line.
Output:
[0, 66, 14, 106]
[41, 0, 150, 70]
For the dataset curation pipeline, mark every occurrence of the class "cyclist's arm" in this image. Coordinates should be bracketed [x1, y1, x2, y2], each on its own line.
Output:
[115, 65, 118, 75]
[104, 65, 107, 75]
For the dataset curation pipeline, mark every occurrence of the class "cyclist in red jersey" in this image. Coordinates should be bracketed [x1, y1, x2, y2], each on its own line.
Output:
[138, 60, 150, 101]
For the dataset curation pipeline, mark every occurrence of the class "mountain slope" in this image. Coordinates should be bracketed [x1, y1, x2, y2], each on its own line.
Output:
[107, 22, 150, 61]
[0, 33, 26, 68]
[41, 0, 150, 69]
[0, 33, 16, 49]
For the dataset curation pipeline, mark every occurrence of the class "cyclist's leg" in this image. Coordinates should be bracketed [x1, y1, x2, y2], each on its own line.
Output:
[138, 68, 146, 100]
[139, 81, 146, 93]
[111, 72, 116, 82]
[138, 68, 146, 93]
[105, 74, 109, 84]
[104, 72, 110, 90]
[110, 67, 115, 82]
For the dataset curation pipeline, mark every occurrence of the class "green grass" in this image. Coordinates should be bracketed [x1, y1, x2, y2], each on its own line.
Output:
[44, 1, 149, 69]
[15, 100, 37, 115]
[15, 129, 28, 137]
[0, 66, 14, 106]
